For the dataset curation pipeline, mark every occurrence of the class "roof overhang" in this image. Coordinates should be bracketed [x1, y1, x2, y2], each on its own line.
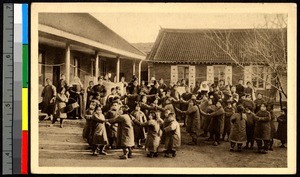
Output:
[39, 24, 146, 60]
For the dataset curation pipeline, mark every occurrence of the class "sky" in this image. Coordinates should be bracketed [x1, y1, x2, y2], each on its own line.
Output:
[92, 13, 280, 43]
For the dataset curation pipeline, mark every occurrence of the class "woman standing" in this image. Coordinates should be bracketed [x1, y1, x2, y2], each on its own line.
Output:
[41, 78, 57, 120]
[254, 103, 271, 154]
[68, 76, 85, 119]
[229, 105, 247, 152]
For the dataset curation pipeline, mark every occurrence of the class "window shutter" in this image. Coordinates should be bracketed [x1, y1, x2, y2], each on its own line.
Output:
[189, 65, 196, 87]
[170, 65, 178, 84]
[244, 65, 252, 85]
[225, 66, 232, 85]
[206, 66, 214, 85]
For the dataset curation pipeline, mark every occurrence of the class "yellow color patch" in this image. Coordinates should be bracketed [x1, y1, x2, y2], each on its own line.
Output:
[22, 88, 28, 130]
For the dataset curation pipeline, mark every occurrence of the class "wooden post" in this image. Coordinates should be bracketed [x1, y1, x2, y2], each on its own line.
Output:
[95, 53, 99, 80]
[132, 60, 136, 76]
[65, 43, 70, 84]
[116, 57, 120, 82]
[138, 60, 142, 85]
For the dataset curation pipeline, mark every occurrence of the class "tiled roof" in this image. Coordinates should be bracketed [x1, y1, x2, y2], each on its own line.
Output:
[132, 42, 154, 54]
[148, 28, 286, 64]
[39, 13, 145, 57]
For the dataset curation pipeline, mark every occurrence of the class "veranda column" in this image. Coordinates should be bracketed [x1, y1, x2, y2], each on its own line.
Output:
[95, 53, 99, 80]
[132, 60, 136, 76]
[65, 43, 71, 84]
[116, 57, 120, 82]
[138, 60, 142, 84]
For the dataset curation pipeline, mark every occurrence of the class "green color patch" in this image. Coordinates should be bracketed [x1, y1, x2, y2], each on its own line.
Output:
[22, 45, 28, 88]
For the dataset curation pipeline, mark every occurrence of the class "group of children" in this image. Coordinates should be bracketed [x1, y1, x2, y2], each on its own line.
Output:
[49, 75, 287, 158]
[82, 98, 181, 159]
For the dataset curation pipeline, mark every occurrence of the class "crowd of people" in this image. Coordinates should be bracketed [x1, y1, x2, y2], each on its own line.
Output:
[40, 74, 287, 159]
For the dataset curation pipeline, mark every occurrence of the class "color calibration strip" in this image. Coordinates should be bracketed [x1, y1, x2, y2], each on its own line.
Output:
[14, 4, 28, 174]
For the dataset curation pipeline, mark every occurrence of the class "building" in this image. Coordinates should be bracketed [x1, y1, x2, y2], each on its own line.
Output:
[147, 28, 287, 102]
[38, 13, 146, 91]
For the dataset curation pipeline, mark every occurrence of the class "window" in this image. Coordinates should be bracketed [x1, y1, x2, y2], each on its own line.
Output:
[177, 65, 189, 85]
[252, 65, 265, 89]
[213, 65, 226, 85]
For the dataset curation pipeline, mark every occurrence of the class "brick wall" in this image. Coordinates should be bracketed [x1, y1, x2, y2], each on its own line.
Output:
[152, 63, 171, 84]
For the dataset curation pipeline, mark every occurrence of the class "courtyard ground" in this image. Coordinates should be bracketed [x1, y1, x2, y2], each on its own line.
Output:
[38, 119, 287, 168]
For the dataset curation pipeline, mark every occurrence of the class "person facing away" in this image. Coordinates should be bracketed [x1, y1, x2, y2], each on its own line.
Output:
[229, 105, 247, 152]
[276, 107, 287, 148]
[175, 99, 201, 146]
[244, 107, 256, 150]
[132, 110, 163, 158]
[207, 100, 225, 146]
[163, 113, 181, 158]
[106, 105, 135, 159]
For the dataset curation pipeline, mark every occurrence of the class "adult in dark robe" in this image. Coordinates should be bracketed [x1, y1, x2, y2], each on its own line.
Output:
[85, 80, 94, 110]
[254, 93, 266, 113]
[57, 74, 69, 92]
[180, 86, 192, 126]
[276, 107, 287, 148]
[41, 78, 57, 118]
[236, 79, 245, 98]
[68, 76, 85, 119]
[92, 77, 107, 106]
[244, 81, 254, 99]
[158, 78, 168, 93]
[254, 103, 271, 154]
[192, 81, 200, 94]
[127, 80, 141, 112]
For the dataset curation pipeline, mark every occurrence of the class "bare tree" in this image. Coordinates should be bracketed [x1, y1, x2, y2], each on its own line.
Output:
[204, 14, 287, 108]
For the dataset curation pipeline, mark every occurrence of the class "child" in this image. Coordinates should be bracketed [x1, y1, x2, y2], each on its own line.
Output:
[254, 103, 271, 154]
[82, 100, 97, 146]
[131, 103, 147, 148]
[106, 105, 135, 159]
[207, 100, 225, 146]
[267, 103, 276, 151]
[222, 101, 235, 141]
[163, 113, 181, 158]
[244, 107, 256, 149]
[90, 106, 108, 156]
[133, 111, 162, 158]
[52, 87, 68, 128]
[105, 101, 121, 149]
[276, 107, 287, 148]
[229, 105, 247, 152]
[175, 99, 200, 145]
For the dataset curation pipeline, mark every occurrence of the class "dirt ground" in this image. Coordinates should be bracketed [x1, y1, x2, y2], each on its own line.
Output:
[38, 119, 287, 168]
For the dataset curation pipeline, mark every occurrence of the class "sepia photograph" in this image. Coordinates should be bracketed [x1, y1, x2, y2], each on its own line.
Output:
[30, 3, 296, 174]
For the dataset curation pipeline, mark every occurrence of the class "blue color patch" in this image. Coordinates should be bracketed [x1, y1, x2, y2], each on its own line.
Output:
[22, 4, 28, 44]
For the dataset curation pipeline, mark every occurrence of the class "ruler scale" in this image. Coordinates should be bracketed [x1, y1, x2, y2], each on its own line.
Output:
[2, 3, 14, 175]
[2, 3, 29, 175]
